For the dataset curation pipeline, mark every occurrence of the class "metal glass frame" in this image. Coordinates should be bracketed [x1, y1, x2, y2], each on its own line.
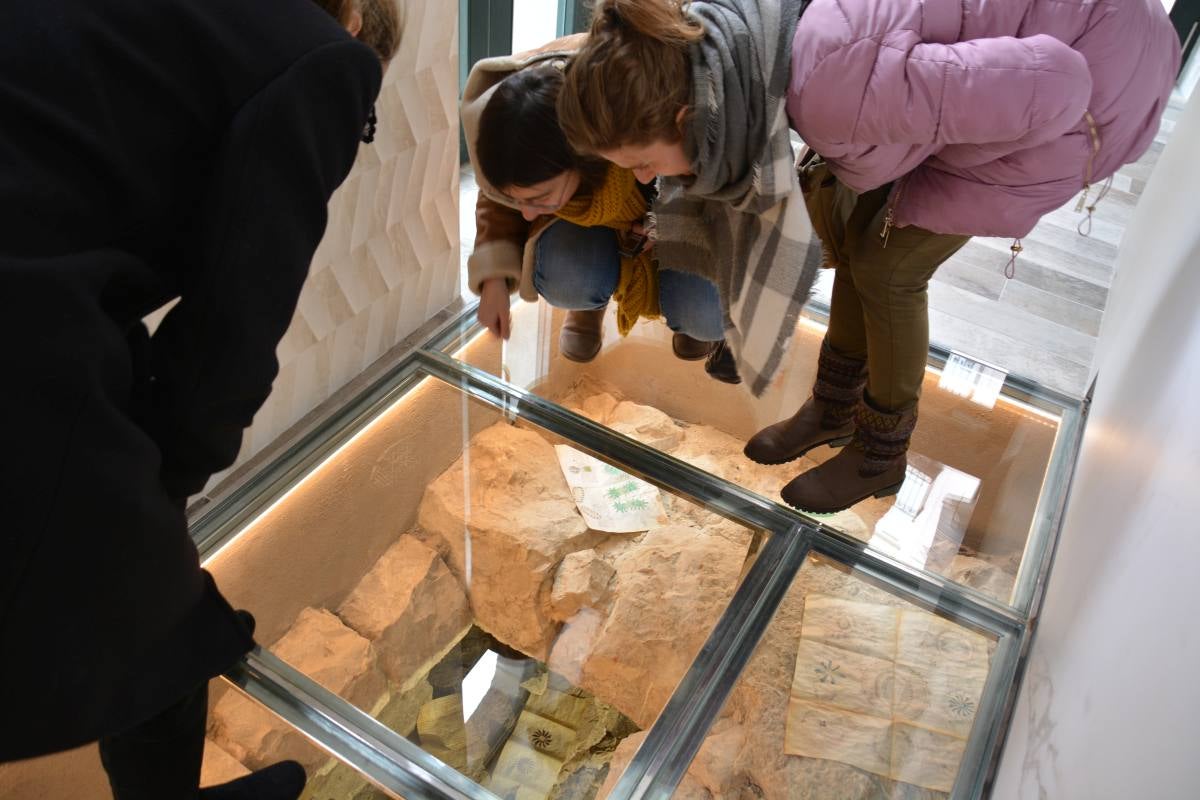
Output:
[190, 303, 1086, 800]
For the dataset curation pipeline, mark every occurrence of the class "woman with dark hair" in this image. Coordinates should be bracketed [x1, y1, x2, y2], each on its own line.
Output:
[0, 0, 398, 797]
[462, 38, 734, 378]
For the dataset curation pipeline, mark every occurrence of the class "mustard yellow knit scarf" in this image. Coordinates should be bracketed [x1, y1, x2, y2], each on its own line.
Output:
[555, 165, 659, 336]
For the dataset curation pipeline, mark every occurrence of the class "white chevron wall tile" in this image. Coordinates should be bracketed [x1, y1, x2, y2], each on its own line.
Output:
[330, 310, 371, 391]
[363, 292, 395, 366]
[202, 0, 459, 495]
[377, 89, 417, 155]
[315, 173, 356, 262]
[276, 308, 318, 366]
[368, 230, 404, 291]
[349, 162, 381, 251]
[308, 266, 356, 332]
[267, 363, 297, 449]
[417, 69, 449, 132]
[295, 279, 335, 342]
[332, 240, 387, 315]
[396, 80, 429, 145]
[424, 255, 458, 321]
[432, 52, 459, 129]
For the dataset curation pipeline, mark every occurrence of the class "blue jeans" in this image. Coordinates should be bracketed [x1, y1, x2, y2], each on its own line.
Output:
[532, 220, 725, 342]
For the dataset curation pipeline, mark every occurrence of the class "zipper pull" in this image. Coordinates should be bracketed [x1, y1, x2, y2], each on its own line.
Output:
[1075, 184, 1090, 214]
[880, 178, 906, 249]
[1005, 239, 1023, 279]
[880, 207, 895, 249]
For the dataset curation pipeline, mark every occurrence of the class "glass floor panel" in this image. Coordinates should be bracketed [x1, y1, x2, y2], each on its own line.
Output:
[605, 554, 1002, 799]
[446, 301, 1075, 609]
[178, 305, 1074, 799]
[200, 372, 767, 800]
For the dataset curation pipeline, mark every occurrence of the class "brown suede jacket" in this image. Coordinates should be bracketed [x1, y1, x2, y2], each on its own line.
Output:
[461, 34, 586, 300]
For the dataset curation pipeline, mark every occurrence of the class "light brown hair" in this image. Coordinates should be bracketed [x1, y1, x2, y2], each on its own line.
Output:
[312, 0, 402, 64]
[558, 0, 702, 155]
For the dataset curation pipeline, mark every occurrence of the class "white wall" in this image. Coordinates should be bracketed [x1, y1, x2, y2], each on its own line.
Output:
[203, 0, 460, 491]
[992, 95, 1200, 798]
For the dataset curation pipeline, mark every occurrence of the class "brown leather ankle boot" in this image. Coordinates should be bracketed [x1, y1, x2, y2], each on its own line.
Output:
[559, 307, 606, 362]
[743, 340, 866, 464]
[672, 332, 718, 361]
[780, 399, 916, 514]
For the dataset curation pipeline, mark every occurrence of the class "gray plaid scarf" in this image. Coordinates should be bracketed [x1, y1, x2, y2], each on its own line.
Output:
[653, 0, 818, 396]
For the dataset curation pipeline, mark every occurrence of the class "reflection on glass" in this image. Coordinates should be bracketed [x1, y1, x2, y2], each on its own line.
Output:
[452, 302, 1062, 605]
[937, 351, 1008, 410]
[201, 377, 759, 799]
[869, 453, 982, 574]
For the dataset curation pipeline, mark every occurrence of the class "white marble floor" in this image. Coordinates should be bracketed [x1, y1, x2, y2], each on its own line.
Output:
[459, 101, 1181, 398]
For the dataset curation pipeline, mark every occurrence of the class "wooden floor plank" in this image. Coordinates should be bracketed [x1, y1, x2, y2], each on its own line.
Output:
[999, 281, 1104, 338]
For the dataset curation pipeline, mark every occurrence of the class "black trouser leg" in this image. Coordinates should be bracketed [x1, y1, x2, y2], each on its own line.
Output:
[99, 682, 207, 800]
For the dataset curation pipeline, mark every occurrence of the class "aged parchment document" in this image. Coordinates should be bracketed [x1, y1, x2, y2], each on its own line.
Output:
[785, 596, 990, 792]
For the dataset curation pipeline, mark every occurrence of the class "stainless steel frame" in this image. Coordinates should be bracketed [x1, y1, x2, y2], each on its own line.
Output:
[229, 648, 502, 800]
[191, 302, 1087, 800]
[610, 525, 814, 799]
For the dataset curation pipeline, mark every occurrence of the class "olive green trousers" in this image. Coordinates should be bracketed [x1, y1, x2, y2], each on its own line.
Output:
[802, 160, 970, 413]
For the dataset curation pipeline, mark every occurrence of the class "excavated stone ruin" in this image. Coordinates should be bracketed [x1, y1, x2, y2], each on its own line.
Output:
[205, 379, 1012, 799]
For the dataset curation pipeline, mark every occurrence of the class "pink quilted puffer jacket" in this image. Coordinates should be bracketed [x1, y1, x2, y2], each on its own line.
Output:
[786, 0, 1181, 238]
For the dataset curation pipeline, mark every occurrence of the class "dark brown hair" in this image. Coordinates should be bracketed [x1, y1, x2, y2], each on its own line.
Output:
[311, 0, 402, 64]
[558, 0, 702, 155]
[476, 64, 607, 192]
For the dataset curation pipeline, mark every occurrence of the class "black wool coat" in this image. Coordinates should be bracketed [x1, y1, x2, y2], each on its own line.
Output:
[0, 0, 381, 760]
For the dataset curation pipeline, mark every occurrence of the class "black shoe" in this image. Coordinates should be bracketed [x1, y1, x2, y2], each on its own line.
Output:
[200, 761, 307, 800]
[235, 609, 257, 637]
[704, 340, 741, 384]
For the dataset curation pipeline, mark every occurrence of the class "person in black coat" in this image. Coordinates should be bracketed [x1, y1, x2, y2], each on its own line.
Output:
[0, 0, 398, 797]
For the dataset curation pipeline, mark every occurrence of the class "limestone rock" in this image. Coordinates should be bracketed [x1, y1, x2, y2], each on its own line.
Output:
[209, 608, 387, 770]
[273, 608, 389, 711]
[338, 535, 473, 689]
[417, 423, 605, 658]
[546, 608, 607, 687]
[684, 719, 746, 796]
[948, 553, 1015, 603]
[606, 400, 683, 451]
[557, 379, 624, 424]
[207, 691, 318, 772]
[375, 676, 434, 738]
[200, 739, 250, 788]
[417, 694, 468, 772]
[301, 758, 392, 800]
[549, 552, 616, 622]
[573, 525, 749, 728]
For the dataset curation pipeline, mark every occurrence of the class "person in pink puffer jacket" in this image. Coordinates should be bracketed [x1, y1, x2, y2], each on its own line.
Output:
[559, 0, 1180, 514]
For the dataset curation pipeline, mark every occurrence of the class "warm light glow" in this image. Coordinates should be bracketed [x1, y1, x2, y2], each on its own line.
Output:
[202, 376, 441, 568]
[205, 309, 1060, 569]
